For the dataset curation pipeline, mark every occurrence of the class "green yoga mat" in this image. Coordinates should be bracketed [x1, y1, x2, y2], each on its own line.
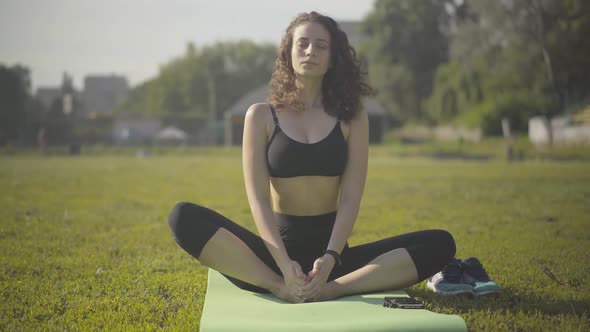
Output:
[200, 269, 467, 332]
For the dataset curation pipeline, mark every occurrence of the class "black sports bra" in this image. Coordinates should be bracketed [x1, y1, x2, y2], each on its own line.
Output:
[266, 105, 348, 178]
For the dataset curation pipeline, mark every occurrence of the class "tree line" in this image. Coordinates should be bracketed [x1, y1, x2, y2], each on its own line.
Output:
[119, 41, 276, 119]
[1, 0, 588, 146]
[362, 0, 590, 134]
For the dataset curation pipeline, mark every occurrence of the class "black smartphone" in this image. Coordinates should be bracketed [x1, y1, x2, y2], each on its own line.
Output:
[383, 296, 425, 309]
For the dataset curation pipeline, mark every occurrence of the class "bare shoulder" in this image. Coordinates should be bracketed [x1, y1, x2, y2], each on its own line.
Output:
[246, 103, 272, 122]
[245, 103, 274, 137]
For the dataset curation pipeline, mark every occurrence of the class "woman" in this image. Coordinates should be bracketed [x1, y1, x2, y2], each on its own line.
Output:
[168, 11, 456, 303]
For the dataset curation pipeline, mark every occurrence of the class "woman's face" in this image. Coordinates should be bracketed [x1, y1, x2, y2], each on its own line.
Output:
[290, 22, 331, 78]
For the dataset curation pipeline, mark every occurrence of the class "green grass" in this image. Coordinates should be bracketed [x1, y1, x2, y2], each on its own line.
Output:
[1, 146, 589, 331]
[381, 136, 590, 161]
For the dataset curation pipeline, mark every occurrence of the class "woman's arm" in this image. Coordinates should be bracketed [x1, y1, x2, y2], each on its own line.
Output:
[242, 103, 292, 269]
[327, 107, 369, 255]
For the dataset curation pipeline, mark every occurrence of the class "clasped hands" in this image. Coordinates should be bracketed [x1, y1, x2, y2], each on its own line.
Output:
[282, 254, 336, 303]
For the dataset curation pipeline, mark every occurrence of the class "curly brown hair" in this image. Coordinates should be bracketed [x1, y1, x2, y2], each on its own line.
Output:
[267, 11, 373, 122]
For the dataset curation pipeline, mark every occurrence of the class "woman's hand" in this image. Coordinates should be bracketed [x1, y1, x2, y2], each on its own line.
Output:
[300, 254, 336, 301]
[280, 259, 307, 297]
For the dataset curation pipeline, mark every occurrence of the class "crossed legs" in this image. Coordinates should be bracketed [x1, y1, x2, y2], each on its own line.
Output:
[168, 202, 456, 302]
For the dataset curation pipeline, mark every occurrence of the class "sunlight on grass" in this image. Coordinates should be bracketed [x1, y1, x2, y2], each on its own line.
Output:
[1, 148, 589, 331]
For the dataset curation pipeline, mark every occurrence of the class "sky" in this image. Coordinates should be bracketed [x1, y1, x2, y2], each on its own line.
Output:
[0, 0, 375, 91]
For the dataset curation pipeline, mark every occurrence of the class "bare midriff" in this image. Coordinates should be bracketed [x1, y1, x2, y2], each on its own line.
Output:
[270, 176, 340, 216]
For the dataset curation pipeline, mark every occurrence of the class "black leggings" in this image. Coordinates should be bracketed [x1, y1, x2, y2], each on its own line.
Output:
[168, 202, 456, 293]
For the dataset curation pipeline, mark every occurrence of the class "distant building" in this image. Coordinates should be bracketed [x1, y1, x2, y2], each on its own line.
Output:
[36, 73, 128, 116]
[224, 85, 269, 146]
[35, 87, 62, 109]
[35, 72, 83, 114]
[529, 113, 590, 146]
[113, 117, 161, 145]
[83, 74, 129, 114]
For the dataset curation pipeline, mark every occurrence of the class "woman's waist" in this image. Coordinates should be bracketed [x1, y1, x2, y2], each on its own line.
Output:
[270, 177, 340, 214]
[274, 210, 337, 227]
[274, 210, 337, 242]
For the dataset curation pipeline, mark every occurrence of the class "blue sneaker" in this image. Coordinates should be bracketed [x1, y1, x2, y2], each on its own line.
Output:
[461, 257, 502, 296]
[427, 258, 474, 296]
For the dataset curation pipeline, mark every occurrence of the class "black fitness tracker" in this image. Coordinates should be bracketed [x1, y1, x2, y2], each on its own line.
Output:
[325, 249, 342, 266]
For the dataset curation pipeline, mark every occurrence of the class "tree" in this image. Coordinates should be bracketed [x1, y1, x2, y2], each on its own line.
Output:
[524, 0, 590, 110]
[361, 0, 453, 123]
[426, 0, 590, 135]
[119, 40, 277, 121]
[0, 64, 31, 145]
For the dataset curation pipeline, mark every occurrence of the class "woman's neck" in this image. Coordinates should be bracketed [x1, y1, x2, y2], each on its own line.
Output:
[295, 75, 323, 111]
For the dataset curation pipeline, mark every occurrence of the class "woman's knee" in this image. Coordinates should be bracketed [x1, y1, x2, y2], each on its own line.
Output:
[168, 202, 211, 242]
[409, 229, 457, 280]
[168, 202, 191, 237]
[167, 201, 222, 258]
[432, 229, 456, 261]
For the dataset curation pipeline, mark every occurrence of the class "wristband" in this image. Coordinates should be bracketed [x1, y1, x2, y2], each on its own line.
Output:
[325, 249, 342, 266]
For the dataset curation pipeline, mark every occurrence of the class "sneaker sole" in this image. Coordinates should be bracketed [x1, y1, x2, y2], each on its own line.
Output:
[435, 289, 475, 297]
[475, 290, 502, 297]
[426, 284, 475, 297]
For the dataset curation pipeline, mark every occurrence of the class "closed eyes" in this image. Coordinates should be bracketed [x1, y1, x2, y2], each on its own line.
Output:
[296, 39, 329, 50]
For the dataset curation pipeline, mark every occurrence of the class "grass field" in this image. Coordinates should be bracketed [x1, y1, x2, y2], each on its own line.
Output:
[1, 146, 589, 331]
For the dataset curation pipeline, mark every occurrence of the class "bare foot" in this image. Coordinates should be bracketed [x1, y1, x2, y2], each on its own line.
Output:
[306, 282, 339, 302]
[269, 282, 302, 304]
